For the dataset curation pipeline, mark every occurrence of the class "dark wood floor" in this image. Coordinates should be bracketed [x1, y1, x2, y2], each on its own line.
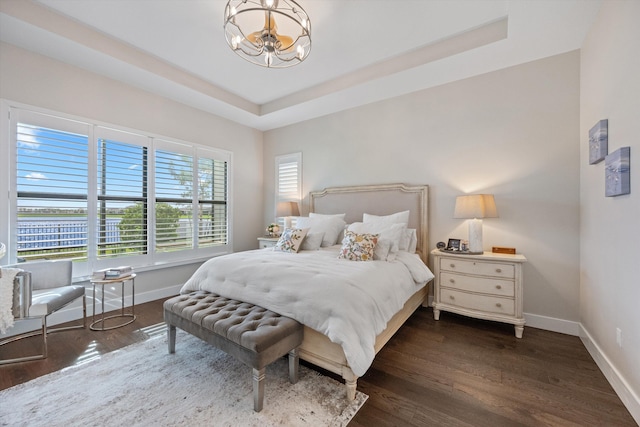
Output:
[1, 300, 636, 426]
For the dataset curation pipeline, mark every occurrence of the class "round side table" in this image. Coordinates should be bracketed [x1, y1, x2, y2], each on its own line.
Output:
[90, 273, 136, 331]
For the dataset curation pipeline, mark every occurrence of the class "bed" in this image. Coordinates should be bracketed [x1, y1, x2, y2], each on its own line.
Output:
[181, 183, 433, 400]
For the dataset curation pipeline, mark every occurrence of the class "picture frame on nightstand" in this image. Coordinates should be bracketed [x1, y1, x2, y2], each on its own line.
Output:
[446, 238, 461, 251]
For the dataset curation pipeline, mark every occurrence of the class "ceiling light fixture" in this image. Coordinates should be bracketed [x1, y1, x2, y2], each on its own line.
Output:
[224, 0, 311, 68]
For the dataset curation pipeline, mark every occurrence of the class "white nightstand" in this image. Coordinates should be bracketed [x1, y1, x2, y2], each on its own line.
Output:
[257, 237, 279, 249]
[431, 249, 527, 338]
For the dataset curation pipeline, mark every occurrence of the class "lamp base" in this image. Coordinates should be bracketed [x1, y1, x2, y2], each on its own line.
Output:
[284, 217, 293, 229]
[468, 218, 483, 253]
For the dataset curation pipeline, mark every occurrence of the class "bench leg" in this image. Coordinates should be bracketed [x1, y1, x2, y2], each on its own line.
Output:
[288, 348, 299, 384]
[167, 324, 176, 354]
[253, 367, 265, 412]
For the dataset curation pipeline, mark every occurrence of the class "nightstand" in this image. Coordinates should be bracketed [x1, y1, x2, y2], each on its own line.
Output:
[431, 249, 527, 338]
[257, 237, 279, 249]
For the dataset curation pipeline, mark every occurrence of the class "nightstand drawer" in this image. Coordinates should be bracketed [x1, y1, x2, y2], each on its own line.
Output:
[440, 272, 514, 297]
[441, 289, 515, 316]
[257, 237, 279, 249]
[439, 258, 515, 279]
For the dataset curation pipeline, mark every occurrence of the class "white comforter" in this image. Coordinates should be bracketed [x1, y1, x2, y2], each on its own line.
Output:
[180, 246, 434, 377]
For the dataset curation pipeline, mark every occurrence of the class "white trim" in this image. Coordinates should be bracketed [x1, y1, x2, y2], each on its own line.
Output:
[524, 312, 581, 336]
[580, 324, 640, 425]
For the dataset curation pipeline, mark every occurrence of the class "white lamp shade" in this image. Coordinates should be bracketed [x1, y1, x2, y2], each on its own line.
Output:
[454, 194, 498, 219]
[276, 201, 300, 217]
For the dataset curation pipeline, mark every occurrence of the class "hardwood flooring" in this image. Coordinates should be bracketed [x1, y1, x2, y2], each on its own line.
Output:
[1, 300, 636, 426]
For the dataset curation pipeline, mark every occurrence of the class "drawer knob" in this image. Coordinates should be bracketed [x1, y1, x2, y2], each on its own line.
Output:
[496, 268, 502, 273]
[449, 279, 455, 284]
[449, 295, 455, 300]
[450, 263, 455, 268]
[495, 285, 502, 290]
[496, 303, 502, 308]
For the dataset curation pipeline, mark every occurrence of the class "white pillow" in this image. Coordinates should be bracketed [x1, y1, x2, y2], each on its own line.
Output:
[363, 210, 410, 225]
[274, 228, 309, 253]
[309, 212, 346, 220]
[348, 222, 406, 261]
[300, 232, 324, 251]
[295, 216, 346, 247]
[399, 228, 417, 252]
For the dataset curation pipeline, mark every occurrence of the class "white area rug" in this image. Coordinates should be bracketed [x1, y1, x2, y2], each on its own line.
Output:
[0, 329, 367, 426]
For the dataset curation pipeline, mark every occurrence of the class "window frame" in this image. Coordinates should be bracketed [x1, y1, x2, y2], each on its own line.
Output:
[1, 101, 233, 278]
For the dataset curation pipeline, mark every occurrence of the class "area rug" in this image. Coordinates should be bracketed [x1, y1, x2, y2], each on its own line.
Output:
[0, 329, 367, 426]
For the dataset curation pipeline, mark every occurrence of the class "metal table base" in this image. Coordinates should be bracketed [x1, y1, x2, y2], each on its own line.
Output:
[90, 274, 136, 331]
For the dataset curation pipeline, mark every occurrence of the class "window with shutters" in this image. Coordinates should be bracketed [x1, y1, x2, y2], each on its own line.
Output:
[15, 113, 90, 263]
[275, 152, 302, 225]
[4, 105, 231, 277]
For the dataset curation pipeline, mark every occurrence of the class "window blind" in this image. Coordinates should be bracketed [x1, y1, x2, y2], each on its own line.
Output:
[16, 121, 89, 262]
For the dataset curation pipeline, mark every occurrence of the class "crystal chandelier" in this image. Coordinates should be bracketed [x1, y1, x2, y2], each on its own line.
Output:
[224, 0, 311, 68]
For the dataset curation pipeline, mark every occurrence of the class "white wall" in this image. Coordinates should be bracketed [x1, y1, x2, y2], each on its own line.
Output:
[264, 51, 581, 332]
[0, 42, 265, 328]
[580, 1, 640, 421]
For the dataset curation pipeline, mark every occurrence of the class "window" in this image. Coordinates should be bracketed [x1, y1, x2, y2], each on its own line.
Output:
[5, 105, 231, 277]
[15, 111, 90, 263]
[96, 128, 150, 261]
[275, 152, 301, 225]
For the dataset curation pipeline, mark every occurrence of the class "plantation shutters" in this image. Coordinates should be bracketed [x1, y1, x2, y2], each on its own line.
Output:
[154, 141, 229, 255]
[95, 127, 150, 260]
[15, 111, 90, 262]
[275, 152, 301, 225]
[8, 105, 232, 275]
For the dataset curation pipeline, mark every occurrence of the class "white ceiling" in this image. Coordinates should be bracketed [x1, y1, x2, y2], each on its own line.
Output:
[0, 0, 601, 130]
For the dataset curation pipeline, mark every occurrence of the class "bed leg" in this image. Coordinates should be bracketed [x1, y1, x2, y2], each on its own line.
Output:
[341, 367, 357, 401]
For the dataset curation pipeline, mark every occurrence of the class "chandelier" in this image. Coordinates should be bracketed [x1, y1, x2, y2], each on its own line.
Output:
[224, 0, 311, 68]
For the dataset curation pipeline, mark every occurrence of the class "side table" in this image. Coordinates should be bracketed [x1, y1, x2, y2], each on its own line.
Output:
[257, 237, 279, 249]
[90, 273, 136, 331]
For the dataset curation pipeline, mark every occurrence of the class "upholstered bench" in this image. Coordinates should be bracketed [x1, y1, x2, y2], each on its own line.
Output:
[163, 291, 304, 412]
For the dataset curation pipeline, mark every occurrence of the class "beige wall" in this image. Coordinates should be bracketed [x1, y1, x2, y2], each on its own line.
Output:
[580, 1, 640, 420]
[264, 51, 581, 330]
[0, 42, 264, 313]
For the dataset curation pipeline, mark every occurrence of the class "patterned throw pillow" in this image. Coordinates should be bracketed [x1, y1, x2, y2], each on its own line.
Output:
[274, 228, 309, 253]
[338, 230, 379, 261]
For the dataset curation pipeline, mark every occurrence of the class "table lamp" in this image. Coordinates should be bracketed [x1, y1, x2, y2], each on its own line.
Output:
[276, 201, 300, 229]
[454, 194, 498, 254]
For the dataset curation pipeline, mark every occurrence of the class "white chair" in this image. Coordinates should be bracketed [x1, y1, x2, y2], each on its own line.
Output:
[0, 260, 86, 365]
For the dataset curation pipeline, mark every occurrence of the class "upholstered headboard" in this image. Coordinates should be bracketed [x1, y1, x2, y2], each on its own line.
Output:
[309, 183, 429, 263]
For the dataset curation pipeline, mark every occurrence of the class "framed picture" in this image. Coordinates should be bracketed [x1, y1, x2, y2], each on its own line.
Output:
[446, 238, 461, 251]
[605, 147, 630, 197]
[589, 119, 608, 164]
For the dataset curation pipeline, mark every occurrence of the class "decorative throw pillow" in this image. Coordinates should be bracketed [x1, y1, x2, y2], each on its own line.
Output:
[338, 230, 378, 261]
[348, 222, 406, 261]
[274, 228, 309, 253]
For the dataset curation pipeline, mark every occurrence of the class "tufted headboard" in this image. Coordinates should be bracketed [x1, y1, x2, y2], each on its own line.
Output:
[309, 183, 429, 264]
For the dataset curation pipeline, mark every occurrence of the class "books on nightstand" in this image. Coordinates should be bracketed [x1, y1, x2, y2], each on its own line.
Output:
[92, 266, 133, 280]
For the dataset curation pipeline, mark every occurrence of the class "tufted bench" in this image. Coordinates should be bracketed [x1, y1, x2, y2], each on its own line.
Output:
[163, 291, 304, 412]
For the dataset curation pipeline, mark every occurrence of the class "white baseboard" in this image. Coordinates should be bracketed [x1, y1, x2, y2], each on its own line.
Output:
[580, 325, 640, 425]
[524, 312, 581, 336]
[0, 283, 182, 338]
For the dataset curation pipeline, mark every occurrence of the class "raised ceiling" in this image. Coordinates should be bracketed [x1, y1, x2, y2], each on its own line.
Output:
[0, 0, 601, 130]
